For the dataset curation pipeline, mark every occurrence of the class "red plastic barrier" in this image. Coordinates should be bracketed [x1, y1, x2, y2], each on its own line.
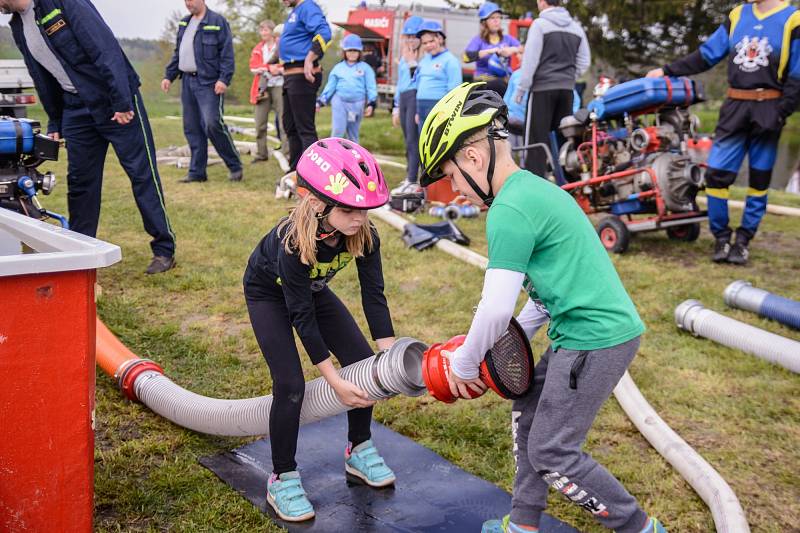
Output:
[0, 270, 96, 532]
[1, 209, 119, 532]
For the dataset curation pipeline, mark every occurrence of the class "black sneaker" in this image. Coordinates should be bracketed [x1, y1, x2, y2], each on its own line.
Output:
[251, 156, 269, 165]
[727, 242, 749, 265]
[229, 169, 244, 181]
[712, 237, 731, 263]
[179, 175, 207, 183]
[145, 255, 175, 275]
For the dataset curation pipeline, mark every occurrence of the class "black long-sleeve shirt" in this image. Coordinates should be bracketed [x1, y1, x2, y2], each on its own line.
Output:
[243, 220, 394, 364]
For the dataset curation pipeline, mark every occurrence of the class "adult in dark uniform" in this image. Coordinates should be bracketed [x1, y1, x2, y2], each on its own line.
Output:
[278, 0, 332, 171]
[648, 0, 800, 265]
[2, 0, 176, 274]
[162, 0, 243, 183]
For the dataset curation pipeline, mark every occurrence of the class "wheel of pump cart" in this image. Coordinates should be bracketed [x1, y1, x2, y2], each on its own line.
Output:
[597, 216, 630, 253]
[666, 223, 701, 242]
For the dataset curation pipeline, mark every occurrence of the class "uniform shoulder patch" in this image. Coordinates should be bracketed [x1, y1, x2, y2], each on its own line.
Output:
[44, 18, 66, 36]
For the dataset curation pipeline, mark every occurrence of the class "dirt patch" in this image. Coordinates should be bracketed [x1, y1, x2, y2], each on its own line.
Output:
[755, 230, 800, 255]
[180, 313, 250, 338]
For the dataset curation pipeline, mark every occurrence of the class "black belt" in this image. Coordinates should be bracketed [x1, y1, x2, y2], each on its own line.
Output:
[181, 71, 198, 77]
[281, 60, 320, 70]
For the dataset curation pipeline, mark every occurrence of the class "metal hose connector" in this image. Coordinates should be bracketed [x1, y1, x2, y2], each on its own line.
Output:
[131, 337, 428, 437]
[675, 299, 800, 374]
[724, 280, 800, 330]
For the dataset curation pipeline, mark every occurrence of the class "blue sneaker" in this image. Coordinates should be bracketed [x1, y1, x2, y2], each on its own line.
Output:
[482, 515, 538, 533]
[345, 440, 396, 487]
[266, 471, 315, 522]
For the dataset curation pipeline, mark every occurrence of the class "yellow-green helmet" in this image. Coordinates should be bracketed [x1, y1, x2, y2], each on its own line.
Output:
[419, 82, 508, 186]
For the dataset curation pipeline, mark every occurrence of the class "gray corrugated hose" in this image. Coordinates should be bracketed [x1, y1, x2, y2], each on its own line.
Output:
[675, 299, 800, 374]
[370, 207, 750, 533]
[132, 337, 427, 437]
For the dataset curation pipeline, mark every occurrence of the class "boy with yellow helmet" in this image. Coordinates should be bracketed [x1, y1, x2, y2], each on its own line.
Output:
[419, 82, 665, 533]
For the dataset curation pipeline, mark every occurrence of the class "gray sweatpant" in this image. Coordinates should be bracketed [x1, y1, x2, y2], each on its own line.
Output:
[510, 336, 648, 532]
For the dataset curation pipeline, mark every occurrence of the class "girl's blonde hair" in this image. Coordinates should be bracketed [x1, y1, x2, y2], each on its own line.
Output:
[278, 194, 375, 266]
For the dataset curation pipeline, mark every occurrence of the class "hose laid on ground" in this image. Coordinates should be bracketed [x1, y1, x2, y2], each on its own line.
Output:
[676, 300, 800, 374]
[371, 207, 750, 533]
[96, 320, 427, 437]
[374, 207, 490, 269]
[614, 372, 749, 532]
[696, 196, 800, 217]
[724, 280, 800, 330]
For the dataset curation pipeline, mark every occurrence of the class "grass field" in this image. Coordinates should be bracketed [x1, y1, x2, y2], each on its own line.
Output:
[22, 104, 800, 532]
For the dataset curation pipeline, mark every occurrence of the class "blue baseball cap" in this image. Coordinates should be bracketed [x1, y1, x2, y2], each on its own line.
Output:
[478, 2, 503, 21]
[342, 34, 363, 51]
[416, 19, 446, 39]
[402, 16, 423, 36]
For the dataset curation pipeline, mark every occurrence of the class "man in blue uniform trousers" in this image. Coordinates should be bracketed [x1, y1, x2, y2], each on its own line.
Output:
[279, 0, 332, 170]
[2, 0, 177, 274]
[649, 0, 800, 265]
[162, 0, 243, 183]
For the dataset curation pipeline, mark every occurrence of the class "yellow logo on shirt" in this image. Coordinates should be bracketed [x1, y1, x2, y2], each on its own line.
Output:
[308, 252, 353, 278]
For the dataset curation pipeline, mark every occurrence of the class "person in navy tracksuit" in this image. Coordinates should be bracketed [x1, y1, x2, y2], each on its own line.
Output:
[162, 0, 243, 183]
[648, 0, 800, 265]
[4, 0, 176, 274]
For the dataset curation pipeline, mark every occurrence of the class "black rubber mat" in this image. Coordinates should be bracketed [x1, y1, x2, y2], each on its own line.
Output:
[200, 414, 579, 532]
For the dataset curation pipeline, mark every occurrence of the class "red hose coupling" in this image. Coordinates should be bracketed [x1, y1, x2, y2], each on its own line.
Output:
[422, 335, 486, 403]
[116, 359, 164, 401]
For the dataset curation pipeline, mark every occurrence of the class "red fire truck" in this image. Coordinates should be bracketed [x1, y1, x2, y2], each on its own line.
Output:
[334, 4, 533, 106]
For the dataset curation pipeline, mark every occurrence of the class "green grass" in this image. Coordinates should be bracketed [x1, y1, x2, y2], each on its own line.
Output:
[23, 106, 800, 532]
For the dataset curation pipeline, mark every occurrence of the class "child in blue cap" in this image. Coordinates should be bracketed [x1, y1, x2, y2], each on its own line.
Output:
[318, 34, 378, 143]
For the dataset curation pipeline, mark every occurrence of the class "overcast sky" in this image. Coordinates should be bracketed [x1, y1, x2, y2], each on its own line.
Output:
[1, 0, 450, 40]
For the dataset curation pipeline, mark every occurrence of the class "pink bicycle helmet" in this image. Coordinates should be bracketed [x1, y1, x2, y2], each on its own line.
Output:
[296, 138, 389, 209]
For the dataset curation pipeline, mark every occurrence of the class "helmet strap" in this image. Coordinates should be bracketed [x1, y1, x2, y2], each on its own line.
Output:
[315, 205, 338, 240]
[454, 135, 498, 207]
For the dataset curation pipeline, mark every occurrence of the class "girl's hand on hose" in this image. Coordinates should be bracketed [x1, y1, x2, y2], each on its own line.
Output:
[334, 379, 376, 408]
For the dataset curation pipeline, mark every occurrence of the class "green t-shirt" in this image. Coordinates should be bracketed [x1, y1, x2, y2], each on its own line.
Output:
[486, 170, 645, 351]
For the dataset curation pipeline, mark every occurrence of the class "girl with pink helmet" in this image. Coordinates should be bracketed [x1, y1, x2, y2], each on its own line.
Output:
[243, 138, 394, 522]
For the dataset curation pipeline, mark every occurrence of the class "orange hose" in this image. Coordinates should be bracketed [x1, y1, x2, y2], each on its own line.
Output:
[95, 318, 140, 377]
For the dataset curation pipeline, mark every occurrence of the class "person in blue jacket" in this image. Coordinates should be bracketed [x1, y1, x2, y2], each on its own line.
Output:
[503, 68, 529, 166]
[391, 16, 424, 195]
[464, 2, 522, 95]
[317, 35, 377, 144]
[414, 20, 463, 133]
[279, 0, 332, 171]
[648, 0, 800, 266]
[162, 0, 242, 183]
[2, 0, 176, 275]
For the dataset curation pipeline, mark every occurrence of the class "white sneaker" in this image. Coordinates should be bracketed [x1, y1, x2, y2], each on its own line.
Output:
[391, 180, 423, 195]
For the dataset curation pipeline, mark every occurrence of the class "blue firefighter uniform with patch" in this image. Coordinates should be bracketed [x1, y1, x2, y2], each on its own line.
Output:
[9, 0, 175, 259]
[665, 1, 800, 243]
[278, 0, 332, 64]
[164, 9, 242, 179]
